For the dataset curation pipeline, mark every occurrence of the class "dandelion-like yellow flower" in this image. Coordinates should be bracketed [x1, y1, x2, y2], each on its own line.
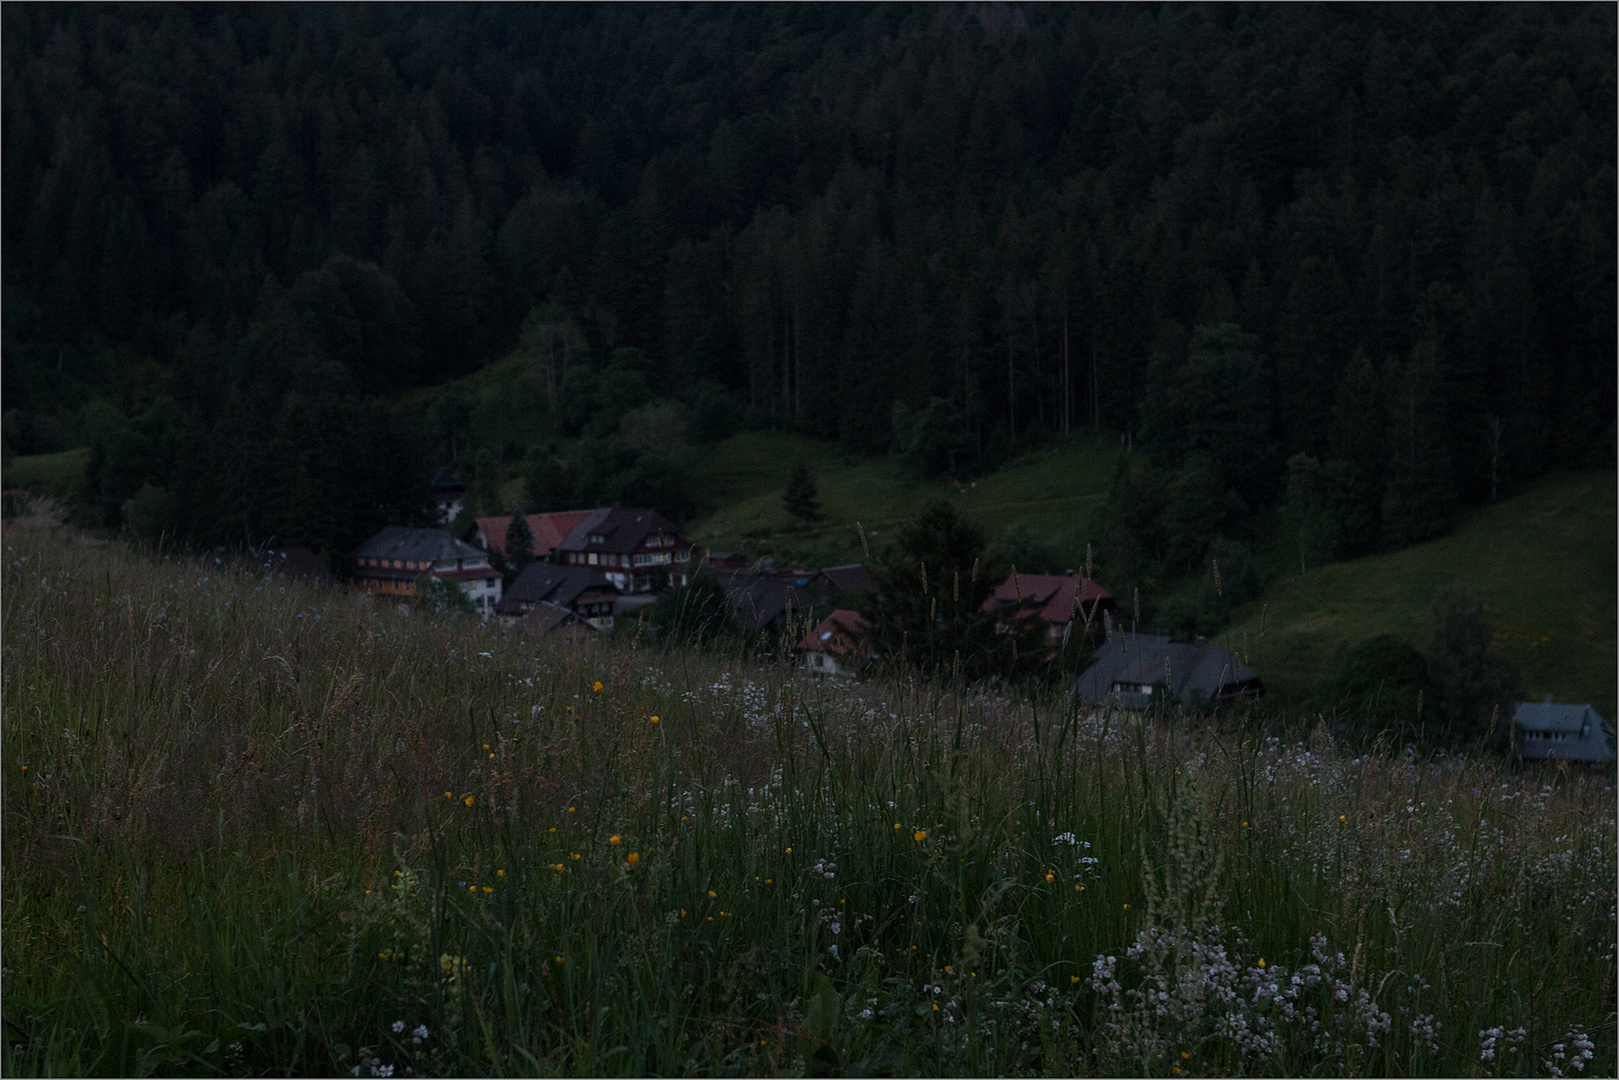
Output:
[552, 863, 565, 872]
[468, 884, 477, 893]
[931, 1002, 939, 1012]
[894, 823, 902, 830]
[570, 853, 581, 860]
[785, 846, 791, 853]
[497, 869, 505, 877]
[1123, 903, 1130, 910]
[549, 826, 557, 833]
[593, 681, 603, 692]
[482, 886, 493, 894]
[555, 955, 564, 964]
[464, 795, 474, 807]
[444, 791, 452, 799]
[1182, 1051, 1191, 1059]
[609, 834, 622, 845]
[1339, 814, 1347, 822]
[650, 715, 660, 725]
[626, 852, 640, 866]
[1071, 975, 1081, 984]
[1045, 872, 1055, 883]
[483, 744, 489, 750]
[1173, 1068, 1182, 1075]
[708, 890, 718, 898]
[1242, 821, 1249, 828]
[568, 806, 576, 813]
[1075, 884, 1084, 892]
[944, 965, 953, 973]
[706, 916, 713, 922]
[1258, 958, 1266, 968]
[488, 753, 495, 759]
[765, 878, 772, 884]
[914, 830, 927, 842]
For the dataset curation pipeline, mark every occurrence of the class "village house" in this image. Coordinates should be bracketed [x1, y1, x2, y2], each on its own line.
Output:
[475, 510, 596, 564]
[1075, 631, 1262, 708]
[555, 507, 692, 593]
[1512, 696, 1614, 762]
[497, 563, 619, 630]
[983, 571, 1114, 652]
[798, 609, 872, 677]
[348, 526, 502, 613]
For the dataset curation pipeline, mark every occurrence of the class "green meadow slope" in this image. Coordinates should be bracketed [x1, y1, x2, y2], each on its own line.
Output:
[1219, 470, 1616, 712]
[687, 430, 1123, 567]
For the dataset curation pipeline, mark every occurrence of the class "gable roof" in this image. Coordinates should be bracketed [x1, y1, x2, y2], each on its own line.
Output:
[515, 601, 584, 636]
[1513, 698, 1613, 761]
[498, 563, 618, 614]
[798, 609, 870, 654]
[715, 569, 819, 633]
[984, 573, 1112, 624]
[477, 510, 596, 560]
[819, 563, 877, 595]
[1075, 632, 1261, 706]
[354, 526, 485, 564]
[558, 507, 686, 555]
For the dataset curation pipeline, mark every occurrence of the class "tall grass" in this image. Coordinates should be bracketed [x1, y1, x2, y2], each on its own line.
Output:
[3, 531, 1613, 1077]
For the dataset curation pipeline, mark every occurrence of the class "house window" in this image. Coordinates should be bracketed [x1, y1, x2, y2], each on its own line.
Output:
[674, 549, 689, 562]
[588, 533, 606, 545]
[588, 553, 598, 565]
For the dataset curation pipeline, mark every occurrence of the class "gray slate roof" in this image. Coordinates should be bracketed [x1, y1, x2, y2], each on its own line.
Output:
[716, 569, 820, 634]
[1513, 697, 1614, 762]
[1075, 632, 1261, 708]
[515, 601, 584, 636]
[354, 526, 485, 564]
[498, 563, 617, 616]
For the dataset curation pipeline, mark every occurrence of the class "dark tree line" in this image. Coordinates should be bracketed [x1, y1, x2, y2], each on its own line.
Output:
[2, 4, 1612, 560]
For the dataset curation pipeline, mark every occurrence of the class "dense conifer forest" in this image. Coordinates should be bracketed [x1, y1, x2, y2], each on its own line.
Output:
[3, 4, 1613, 560]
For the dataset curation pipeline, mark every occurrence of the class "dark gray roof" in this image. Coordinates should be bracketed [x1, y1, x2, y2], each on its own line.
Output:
[354, 526, 484, 564]
[498, 563, 617, 615]
[716, 569, 820, 634]
[558, 507, 685, 556]
[515, 601, 582, 636]
[1513, 699, 1613, 762]
[1075, 632, 1261, 707]
[229, 546, 336, 586]
[819, 563, 876, 595]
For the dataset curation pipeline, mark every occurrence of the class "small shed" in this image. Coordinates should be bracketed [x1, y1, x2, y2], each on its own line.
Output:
[1513, 696, 1614, 762]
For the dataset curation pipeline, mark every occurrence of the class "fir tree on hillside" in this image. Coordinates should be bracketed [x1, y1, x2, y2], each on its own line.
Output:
[783, 461, 822, 523]
[505, 510, 535, 581]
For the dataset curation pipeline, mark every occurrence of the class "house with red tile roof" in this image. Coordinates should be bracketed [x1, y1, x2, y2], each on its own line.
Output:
[797, 609, 872, 677]
[982, 572, 1114, 652]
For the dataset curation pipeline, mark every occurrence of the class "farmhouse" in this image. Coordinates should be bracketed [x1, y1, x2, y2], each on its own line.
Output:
[1075, 631, 1261, 708]
[430, 468, 466, 526]
[982, 571, 1113, 651]
[798, 609, 872, 677]
[349, 526, 502, 613]
[555, 507, 692, 593]
[1512, 697, 1614, 762]
[497, 563, 619, 630]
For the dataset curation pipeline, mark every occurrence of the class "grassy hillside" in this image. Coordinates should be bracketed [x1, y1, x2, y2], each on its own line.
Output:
[4, 529, 1613, 1077]
[1220, 470, 1616, 710]
[1, 446, 90, 498]
[687, 430, 1123, 566]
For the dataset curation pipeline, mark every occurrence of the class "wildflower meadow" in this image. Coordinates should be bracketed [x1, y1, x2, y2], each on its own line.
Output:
[2, 531, 1613, 1076]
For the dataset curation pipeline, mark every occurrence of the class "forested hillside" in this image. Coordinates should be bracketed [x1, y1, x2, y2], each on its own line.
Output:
[3, 4, 1613, 560]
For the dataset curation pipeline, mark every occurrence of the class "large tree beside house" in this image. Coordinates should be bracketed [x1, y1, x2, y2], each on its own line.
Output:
[862, 500, 1046, 682]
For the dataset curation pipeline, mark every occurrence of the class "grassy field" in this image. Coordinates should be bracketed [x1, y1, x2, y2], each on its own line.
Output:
[3, 530, 1613, 1077]
[2, 447, 90, 499]
[1220, 471, 1616, 711]
[686, 430, 1122, 566]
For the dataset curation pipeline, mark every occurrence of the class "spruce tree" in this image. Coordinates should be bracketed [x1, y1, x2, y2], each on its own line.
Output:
[783, 460, 822, 523]
[506, 509, 535, 580]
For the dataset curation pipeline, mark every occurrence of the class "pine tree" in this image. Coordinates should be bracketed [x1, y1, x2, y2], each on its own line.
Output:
[783, 460, 822, 523]
[505, 509, 535, 580]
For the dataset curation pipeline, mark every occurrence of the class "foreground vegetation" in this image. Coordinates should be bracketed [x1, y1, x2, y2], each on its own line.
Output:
[3, 531, 1614, 1077]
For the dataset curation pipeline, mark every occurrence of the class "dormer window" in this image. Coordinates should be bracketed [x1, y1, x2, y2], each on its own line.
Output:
[588, 533, 606, 545]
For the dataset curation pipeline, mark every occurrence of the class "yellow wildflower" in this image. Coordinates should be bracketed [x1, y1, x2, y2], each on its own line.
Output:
[626, 852, 640, 866]
[914, 830, 927, 842]
[592, 681, 603, 692]
[609, 834, 622, 845]
[463, 795, 474, 807]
